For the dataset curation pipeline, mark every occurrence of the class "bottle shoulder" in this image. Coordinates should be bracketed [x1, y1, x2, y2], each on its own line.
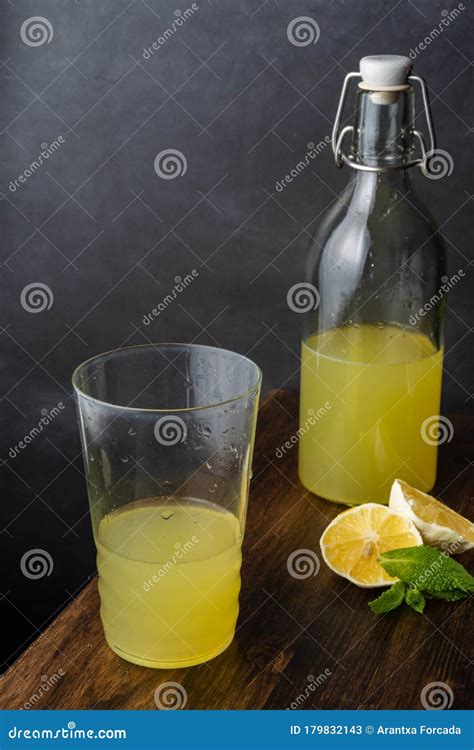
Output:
[306, 173, 445, 278]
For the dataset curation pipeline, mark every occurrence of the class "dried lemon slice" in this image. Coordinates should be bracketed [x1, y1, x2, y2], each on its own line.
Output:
[320, 503, 422, 587]
[389, 479, 474, 554]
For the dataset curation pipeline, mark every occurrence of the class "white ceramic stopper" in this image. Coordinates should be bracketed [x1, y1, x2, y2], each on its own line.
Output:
[359, 55, 412, 89]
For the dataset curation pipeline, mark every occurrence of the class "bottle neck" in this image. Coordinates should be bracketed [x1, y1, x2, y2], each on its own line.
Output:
[351, 88, 415, 169]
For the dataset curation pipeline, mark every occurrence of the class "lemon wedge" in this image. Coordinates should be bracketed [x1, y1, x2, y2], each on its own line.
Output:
[320, 503, 422, 587]
[389, 479, 474, 554]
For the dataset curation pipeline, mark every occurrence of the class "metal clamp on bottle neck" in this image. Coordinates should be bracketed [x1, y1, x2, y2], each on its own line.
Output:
[331, 55, 436, 175]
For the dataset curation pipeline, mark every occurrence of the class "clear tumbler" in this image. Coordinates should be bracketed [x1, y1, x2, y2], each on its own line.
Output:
[73, 344, 261, 668]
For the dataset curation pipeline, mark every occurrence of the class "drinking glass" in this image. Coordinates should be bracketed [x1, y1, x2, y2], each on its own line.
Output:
[73, 343, 261, 668]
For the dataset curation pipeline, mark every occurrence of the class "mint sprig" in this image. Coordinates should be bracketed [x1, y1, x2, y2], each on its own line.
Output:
[369, 545, 474, 616]
[369, 581, 405, 615]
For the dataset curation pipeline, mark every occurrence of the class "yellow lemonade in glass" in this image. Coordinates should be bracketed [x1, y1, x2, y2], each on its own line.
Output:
[299, 323, 443, 505]
[96, 497, 242, 668]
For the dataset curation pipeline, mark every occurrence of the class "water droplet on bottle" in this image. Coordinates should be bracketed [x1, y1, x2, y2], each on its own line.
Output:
[127, 427, 136, 436]
[161, 510, 174, 520]
[120, 455, 129, 463]
[206, 460, 212, 469]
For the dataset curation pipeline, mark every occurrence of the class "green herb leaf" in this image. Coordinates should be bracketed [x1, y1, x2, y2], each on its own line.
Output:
[369, 581, 406, 615]
[378, 546, 474, 600]
[405, 587, 426, 613]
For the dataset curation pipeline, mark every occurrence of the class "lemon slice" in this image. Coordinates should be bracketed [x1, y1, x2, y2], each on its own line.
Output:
[389, 479, 474, 554]
[320, 503, 423, 587]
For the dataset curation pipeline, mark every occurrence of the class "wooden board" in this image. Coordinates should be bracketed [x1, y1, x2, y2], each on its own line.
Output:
[2, 390, 472, 710]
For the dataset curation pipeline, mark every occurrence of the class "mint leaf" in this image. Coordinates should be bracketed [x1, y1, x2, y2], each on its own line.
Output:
[369, 581, 405, 615]
[378, 546, 474, 599]
[405, 587, 426, 613]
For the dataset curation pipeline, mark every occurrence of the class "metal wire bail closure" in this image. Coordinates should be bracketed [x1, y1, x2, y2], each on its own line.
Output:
[331, 71, 436, 174]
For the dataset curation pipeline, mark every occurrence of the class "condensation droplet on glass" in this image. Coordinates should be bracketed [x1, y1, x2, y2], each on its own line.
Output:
[127, 427, 136, 436]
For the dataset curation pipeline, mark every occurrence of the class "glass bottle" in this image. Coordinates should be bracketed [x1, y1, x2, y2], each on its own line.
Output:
[298, 55, 446, 506]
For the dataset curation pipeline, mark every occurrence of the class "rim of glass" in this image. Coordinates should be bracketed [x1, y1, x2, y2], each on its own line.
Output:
[72, 342, 263, 414]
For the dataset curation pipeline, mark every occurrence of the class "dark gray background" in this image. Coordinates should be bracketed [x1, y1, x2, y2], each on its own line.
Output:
[1, 0, 472, 670]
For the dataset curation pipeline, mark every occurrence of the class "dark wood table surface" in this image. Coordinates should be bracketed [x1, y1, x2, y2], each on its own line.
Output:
[2, 390, 473, 710]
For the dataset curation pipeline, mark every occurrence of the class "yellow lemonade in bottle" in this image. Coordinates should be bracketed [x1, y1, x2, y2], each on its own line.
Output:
[96, 497, 242, 668]
[299, 323, 443, 505]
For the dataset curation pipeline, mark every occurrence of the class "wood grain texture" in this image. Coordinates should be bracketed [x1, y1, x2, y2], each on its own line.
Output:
[2, 390, 473, 710]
